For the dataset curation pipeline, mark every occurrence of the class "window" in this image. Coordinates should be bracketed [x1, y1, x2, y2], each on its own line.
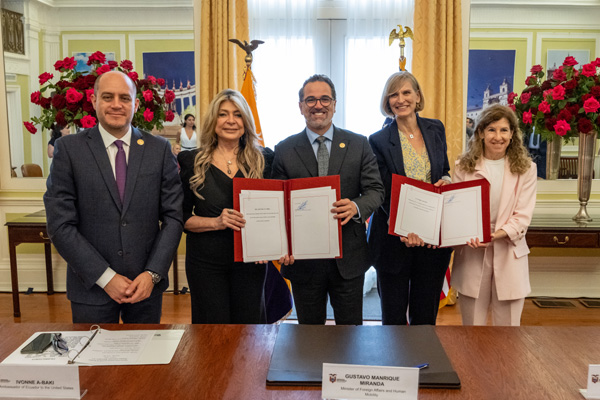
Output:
[249, 0, 413, 148]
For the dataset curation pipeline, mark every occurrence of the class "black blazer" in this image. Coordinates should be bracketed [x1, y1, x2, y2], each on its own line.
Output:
[271, 126, 384, 281]
[44, 126, 184, 305]
[368, 115, 452, 270]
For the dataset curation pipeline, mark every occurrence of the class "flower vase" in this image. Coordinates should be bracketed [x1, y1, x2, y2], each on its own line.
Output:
[573, 131, 596, 221]
[546, 138, 562, 180]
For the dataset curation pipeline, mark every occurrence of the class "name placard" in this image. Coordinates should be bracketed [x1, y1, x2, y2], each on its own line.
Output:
[587, 364, 600, 399]
[322, 363, 418, 400]
[0, 365, 81, 399]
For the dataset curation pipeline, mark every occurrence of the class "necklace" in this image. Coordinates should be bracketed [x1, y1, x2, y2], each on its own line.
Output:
[218, 147, 235, 175]
[407, 133, 414, 139]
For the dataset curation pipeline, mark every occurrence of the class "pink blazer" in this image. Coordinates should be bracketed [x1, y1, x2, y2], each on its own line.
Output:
[452, 159, 537, 301]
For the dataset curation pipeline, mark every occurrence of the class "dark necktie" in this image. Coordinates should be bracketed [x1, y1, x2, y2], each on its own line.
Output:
[114, 140, 127, 202]
[316, 136, 329, 177]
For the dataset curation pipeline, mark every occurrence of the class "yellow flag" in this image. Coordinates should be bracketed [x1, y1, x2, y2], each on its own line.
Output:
[240, 67, 264, 147]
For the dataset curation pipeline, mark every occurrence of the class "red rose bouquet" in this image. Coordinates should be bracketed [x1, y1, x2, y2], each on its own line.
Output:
[510, 56, 600, 142]
[23, 51, 176, 134]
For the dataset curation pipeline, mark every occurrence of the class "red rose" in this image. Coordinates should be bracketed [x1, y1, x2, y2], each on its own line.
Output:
[508, 104, 516, 112]
[530, 65, 543, 74]
[128, 71, 139, 81]
[108, 60, 118, 69]
[545, 116, 557, 132]
[67, 102, 79, 113]
[564, 79, 577, 91]
[38, 72, 54, 85]
[563, 56, 578, 67]
[582, 93, 594, 102]
[62, 57, 77, 70]
[591, 86, 600, 98]
[55, 111, 67, 126]
[23, 121, 37, 134]
[525, 75, 537, 86]
[85, 75, 97, 86]
[553, 120, 571, 136]
[39, 97, 51, 109]
[557, 109, 572, 122]
[541, 81, 552, 91]
[30, 91, 41, 105]
[66, 87, 84, 104]
[165, 110, 175, 122]
[578, 117, 594, 134]
[582, 63, 597, 78]
[87, 51, 106, 65]
[96, 65, 111, 75]
[143, 108, 154, 122]
[523, 110, 533, 124]
[57, 80, 71, 89]
[52, 94, 67, 109]
[82, 101, 95, 113]
[568, 104, 580, 116]
[147, 75, 157, 85]
[80, 115, 97, 128]
[507, 92, 517, 104]
[53, 60, 64, 71]
[143, 89, 154, 102]
[552, 68, 567, 82]
[552, 85, 565, 100]
[538, 100, 551, 114]
[520, 92, 531, 104]
[164, 90, 175, 104]
[157, 78, 165, 86]
[86, 89, 94, 102]
[120, 60, 133, 71]
[583, 97, 600, 113]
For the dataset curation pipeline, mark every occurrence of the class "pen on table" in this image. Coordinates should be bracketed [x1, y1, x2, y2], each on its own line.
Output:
[414, 363, 429, 370]
[68, 326, 99, 364]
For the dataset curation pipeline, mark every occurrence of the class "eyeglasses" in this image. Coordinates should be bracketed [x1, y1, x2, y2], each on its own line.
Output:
[303, 96, 333, 107]
[51, 333, 68, 355]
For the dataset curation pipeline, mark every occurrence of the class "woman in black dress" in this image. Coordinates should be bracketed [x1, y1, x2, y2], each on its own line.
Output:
[178, 89, 270, 324]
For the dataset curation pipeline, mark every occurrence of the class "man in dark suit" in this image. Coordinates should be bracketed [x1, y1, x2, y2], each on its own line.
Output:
[44, 71, 183, 324]
[272, 74, 384, 325]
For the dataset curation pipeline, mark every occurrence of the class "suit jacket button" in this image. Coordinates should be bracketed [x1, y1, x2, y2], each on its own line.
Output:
[118, 250, 123, 256]
[121, 221, 127, 226]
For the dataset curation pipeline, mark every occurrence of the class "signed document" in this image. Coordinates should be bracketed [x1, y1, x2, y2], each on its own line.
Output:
[2, 329, 184, 366]
[390, 175, 491, 247]
[233, 176, 342, 262]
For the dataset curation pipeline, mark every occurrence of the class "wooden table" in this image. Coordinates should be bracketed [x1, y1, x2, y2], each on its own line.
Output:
[5, 211, 54, 318]
[527, 213, 600, 248]
[5, 211, 180, 319]
[0, 323, 597, 399]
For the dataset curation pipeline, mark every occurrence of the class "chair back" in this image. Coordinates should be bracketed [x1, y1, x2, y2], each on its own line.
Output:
[21, 163, 43, 177]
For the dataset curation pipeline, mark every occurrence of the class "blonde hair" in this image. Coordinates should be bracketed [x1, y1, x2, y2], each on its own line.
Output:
[189, 89, 264, 198]
[457, 104, 531, 175]
[380, 71, 425, 118]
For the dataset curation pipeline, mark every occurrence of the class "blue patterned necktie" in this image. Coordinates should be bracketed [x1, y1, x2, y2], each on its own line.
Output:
[316, 136, 329, 177]
[114, 140, 127, 202]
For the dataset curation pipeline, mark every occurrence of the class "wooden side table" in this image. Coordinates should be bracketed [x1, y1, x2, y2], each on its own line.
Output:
[5, 210, 54, 318]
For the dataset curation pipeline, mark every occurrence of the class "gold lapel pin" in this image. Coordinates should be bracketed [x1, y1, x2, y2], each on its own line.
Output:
[137, 139, 144, 145]
[339, 143, 346, 149]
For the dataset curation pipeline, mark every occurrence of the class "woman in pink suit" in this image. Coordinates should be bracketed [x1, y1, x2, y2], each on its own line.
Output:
[453, 104, 537, 326]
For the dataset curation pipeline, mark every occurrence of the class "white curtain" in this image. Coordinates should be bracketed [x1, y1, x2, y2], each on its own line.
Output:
[345, 0, 414, 136]
[248, 0, 318, 149]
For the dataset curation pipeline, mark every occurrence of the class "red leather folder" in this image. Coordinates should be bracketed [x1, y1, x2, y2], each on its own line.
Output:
[388, 174, 491, 246]
[233, 175, 342, 262]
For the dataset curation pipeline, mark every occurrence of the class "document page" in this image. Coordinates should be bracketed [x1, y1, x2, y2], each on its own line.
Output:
[394, 184, 444, 246]
[440, 186, 484, 247]
[2, 331, 94, 365]
[239, 190, 288, 262]
[290, 187, 339, 259]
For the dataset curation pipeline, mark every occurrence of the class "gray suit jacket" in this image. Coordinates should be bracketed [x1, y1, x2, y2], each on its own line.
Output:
[43, 125, 183, 305]
[271, 126, 384, 281]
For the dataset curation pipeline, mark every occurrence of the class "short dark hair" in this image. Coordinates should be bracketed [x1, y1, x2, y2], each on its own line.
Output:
[298, 74, 336, 102]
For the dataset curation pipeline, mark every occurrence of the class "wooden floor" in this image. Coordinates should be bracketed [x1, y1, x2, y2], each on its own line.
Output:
[2, 291, 600, 325]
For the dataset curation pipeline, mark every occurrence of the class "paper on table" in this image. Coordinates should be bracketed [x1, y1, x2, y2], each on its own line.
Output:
[290, 187, 339, 259]
[440, 185, 484, 247]
[394, 184, 443, 246]
[239, 190, 288, 262]
[2, 330, 184, 366]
